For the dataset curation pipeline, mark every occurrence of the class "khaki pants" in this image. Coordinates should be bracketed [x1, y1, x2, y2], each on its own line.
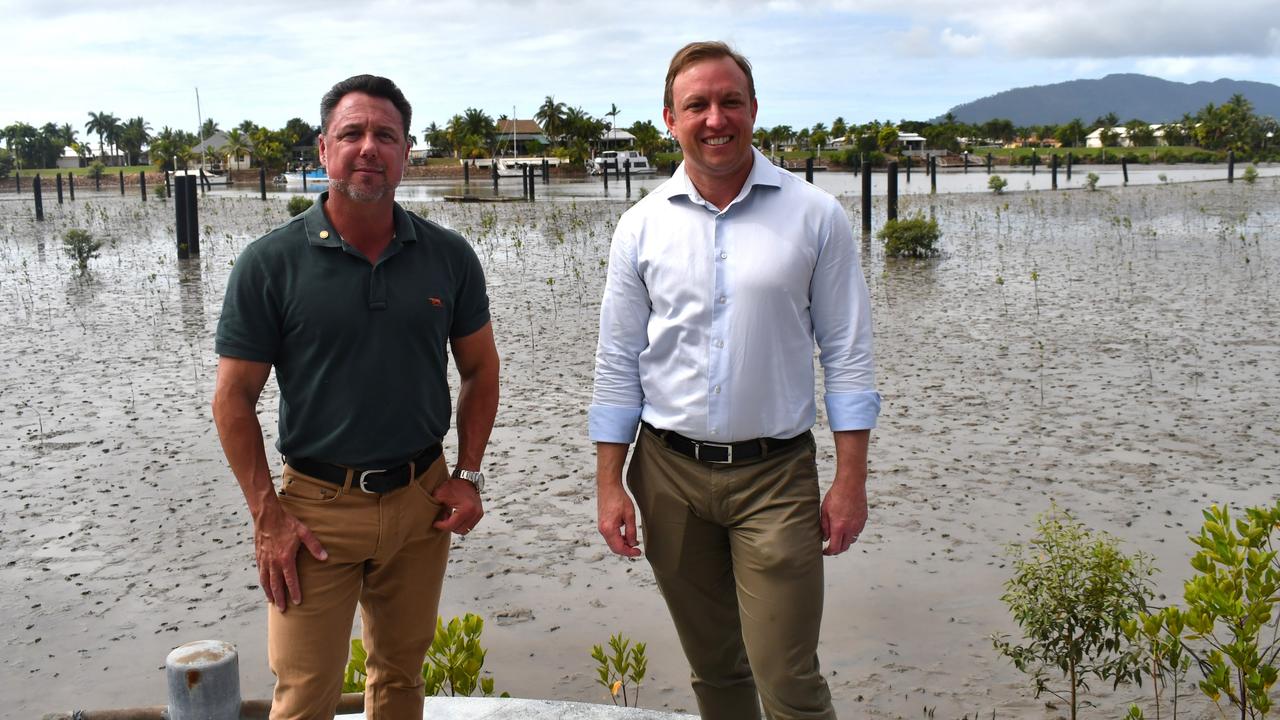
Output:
[628, 428, 836, 720]
[267, 457, 451, 720]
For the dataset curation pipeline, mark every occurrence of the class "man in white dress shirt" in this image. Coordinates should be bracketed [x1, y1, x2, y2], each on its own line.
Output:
[589, 41, 880, 720]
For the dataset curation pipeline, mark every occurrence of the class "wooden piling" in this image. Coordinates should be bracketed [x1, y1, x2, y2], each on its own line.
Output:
[175, 176, 190, 259]
[905, 155, 911, 182]
[119, 170, 125, 195]
[1030, 151, 1037, 176]
[68, 172, 75, 200]
[463, 162, 470, 186]
[259, 168, 266, 200]
[1066, 152, 1073, 180]
[542, 159, 549, 184]
[860, 162, 872, 235]
[528, 165, 535, 201]
[57, 173, 64, 204]
[930, 156, 937, 194]
[624, 159, 631, 198]
[34, 175, 44, 221]
[986, 153, 993, 173]
[1121, 157, 1129, 184]
[1051, 154, 1058, 189]
[887, 160, 898, 221]
[805, 156, 814, 183]
[1227, 151, 1234, 183]
[140, 171, 147, 202]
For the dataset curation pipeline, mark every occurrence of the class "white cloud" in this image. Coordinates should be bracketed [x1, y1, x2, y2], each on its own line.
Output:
[940, 28, 984, 56]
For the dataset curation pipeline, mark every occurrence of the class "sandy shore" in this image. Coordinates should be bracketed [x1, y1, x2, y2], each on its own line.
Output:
[1, 179, 1278, 718]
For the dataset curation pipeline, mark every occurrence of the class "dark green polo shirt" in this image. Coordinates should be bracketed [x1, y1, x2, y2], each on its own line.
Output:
[215, 192, 490, 468]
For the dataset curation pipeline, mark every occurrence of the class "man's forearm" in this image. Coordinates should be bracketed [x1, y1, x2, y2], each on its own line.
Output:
[831, 429, 870, 488]
[213, 394, 279, 524]
[596, 441, 630, 486]
[455, 371, 499, 470]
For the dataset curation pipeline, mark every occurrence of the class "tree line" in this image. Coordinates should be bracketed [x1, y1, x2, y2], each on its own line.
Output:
[4, 92, 1276, 179]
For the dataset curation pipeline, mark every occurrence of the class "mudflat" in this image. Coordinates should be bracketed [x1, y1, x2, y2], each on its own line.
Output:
[1, 179, 1277, 718]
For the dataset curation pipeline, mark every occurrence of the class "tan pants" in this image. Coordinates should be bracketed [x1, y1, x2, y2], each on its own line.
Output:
[628, 428, 836, 720]
[267, 457, 451, 720]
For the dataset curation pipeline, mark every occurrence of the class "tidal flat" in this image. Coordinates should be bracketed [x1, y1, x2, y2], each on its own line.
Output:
[1, 178, 1278, 718]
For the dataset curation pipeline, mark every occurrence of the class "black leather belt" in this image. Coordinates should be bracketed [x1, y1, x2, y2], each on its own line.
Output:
[285, 444, 442, 494]
[642, 422, 809, 465]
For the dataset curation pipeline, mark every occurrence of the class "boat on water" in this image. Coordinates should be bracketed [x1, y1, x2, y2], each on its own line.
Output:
[590, 150, 656, 175]
[460, 157, 564, 177]
[280, 169, 329, 186]
[167, 169, 230, 185]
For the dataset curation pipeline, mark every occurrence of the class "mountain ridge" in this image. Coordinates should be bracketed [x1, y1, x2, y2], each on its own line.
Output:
[943, 74, 1280, 125]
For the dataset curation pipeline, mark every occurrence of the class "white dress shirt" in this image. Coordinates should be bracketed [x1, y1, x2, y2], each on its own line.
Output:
[590, 148, 880, 444]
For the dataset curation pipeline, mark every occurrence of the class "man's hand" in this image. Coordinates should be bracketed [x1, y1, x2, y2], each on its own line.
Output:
[254, 507, 328, 612]
[597, 480, 642, 557]
[820, 479, 868, 556]
[432, 477, 484, 536]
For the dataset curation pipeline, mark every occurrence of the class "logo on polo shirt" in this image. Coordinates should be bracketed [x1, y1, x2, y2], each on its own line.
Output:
[428, 297, 444, 307]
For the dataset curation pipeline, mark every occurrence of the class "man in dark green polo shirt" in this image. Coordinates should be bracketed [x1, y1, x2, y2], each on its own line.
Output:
[212, 74, 499, 720]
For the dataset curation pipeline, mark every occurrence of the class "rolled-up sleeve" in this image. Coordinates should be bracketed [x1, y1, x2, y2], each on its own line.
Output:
[589, 220, 650, 443]
[811, 202, 881, 430]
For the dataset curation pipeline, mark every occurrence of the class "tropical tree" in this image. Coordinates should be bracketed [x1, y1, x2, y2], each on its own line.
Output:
[85, 111, 119, 162]
[222, 128, 252, 170]
[535, 96, 567, 145]
[422, 121, 450, 156]
[118, 116, 152, 165]
[0, 148, 13, 178]
[877, 125, 900, 152]
[754, 127, 771, 156]
[628, 120, 665, 159]
[200, 118, 220, 140]
[769, 125, 793, 153]
[831, 116, 848, 142]
[1124, 119, 1155, 147]
[606, 103, 620, 132]
[2, 122, 37, 168]
[237, 119, 257, 136]
[461, 107, 496, 156]
[1055, 118, 1087, 148]
[249, 127, 287, 173]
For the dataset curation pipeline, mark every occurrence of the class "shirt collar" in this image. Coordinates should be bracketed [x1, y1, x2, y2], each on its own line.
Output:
[669, 146, 783, 211]
[301, 191, 418, 248]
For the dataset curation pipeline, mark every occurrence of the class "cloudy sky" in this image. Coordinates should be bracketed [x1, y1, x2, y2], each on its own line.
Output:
[3, 0, 1278, 139]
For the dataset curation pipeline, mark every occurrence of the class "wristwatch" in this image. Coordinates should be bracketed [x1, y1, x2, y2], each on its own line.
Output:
[451, 467, 485, 493]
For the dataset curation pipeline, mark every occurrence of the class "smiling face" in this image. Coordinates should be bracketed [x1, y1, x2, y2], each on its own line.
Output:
[318, 91, 409, 204]
[663, 55, 758, 198]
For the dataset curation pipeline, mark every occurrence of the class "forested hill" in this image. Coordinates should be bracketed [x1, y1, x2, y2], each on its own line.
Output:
[944, 74, 1280, 125]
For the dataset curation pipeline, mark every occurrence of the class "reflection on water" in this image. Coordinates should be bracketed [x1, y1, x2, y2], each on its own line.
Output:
[177, 259, 206, 341]
[199, 163, 1279, 203]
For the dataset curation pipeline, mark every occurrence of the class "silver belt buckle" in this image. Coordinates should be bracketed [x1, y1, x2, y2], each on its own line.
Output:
[694, 441, 734, 464]
[358, 468, 387, 493]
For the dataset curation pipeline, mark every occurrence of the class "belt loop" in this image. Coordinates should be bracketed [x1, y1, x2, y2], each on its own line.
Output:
[757, 438, 769, 459]
[409, 460, 417, 484]
[341, 468, 355, 493]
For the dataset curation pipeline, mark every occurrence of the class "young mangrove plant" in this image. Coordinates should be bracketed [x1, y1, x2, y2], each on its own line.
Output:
[992, 503, 1154, 720]
[62, 228, 102, 273]
[591, 632, 648, 707]
[343, 613, 508, 698]
[988, 175, 1008, 194]
[878, 213, 941, 259]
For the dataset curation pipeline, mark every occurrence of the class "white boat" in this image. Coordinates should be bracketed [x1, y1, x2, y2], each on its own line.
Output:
[168, 169, 229, 186]
[590, 150, 655, 175]
[282, 169, 329, 186]
[461, 157, 563, 177]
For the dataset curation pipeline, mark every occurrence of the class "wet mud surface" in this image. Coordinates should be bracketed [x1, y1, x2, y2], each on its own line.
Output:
[2, 179, 1278, 717]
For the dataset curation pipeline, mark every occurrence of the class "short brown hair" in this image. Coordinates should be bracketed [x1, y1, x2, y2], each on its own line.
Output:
[663, 41, 755, 111]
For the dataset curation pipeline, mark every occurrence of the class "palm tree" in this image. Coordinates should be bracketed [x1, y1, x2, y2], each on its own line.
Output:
[606, 103, 620, 133]
[535, 96, 567, 145]
[461, 108, 496, 155]
[222, 128, 251, 170]
[201, 119, 220, 141]
[85, 111, 118, 161]
[118, 116, 152, 166]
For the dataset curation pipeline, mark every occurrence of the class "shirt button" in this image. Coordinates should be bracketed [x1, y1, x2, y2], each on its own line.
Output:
[719, 252, 727, 259]
[714, 385, 721, 393]
[718, 296, 726, 304]
[715, 340, 724, 348]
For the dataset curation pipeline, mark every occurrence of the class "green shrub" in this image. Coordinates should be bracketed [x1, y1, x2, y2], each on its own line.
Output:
[0, 148, 13, 179]
[62, 228, 102, 273]
[87, 161, 106, 181]
[287, 195, 314, 217]
[992, 503, 1154, 720]
[877, 214, 940, 258]
[1243, 164, 1259, 184]
[1085, 172, 1100, 191]
[592, 633, 648, 707]
[343, 613, 508, 698]
[987, 175, 1008, 194]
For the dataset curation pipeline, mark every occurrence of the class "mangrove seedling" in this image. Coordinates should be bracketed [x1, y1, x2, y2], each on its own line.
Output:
[988, 175, 1008, 194]
[878, 213, 941, 259]
[992, 503, 1154, 720]
[62, 228, 102, 273]
[592, 632, 648, 707]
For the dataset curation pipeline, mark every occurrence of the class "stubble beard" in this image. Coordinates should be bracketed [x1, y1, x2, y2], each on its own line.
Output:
[330, 177, 387, 203]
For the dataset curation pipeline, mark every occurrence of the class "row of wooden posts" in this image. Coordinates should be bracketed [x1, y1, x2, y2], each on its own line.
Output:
[20, 150, 1242, 252]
